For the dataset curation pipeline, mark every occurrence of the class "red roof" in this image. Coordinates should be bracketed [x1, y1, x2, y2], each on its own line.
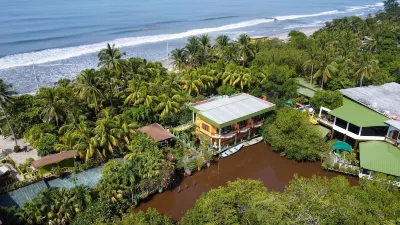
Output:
[32, 151, 76, 168]
[139, 123, 173, 142]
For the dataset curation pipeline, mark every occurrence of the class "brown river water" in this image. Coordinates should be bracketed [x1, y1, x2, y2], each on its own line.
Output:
[136, 142, 358, 221]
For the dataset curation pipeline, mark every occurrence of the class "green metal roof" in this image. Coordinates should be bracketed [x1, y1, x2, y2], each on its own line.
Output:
[297, 86, 316, 98]
[360, 141, 400, 177]
[295, 78, 321, 91]
[317, 125, 330, 138]
[333, 141, 352, 153]
[329, 98, 388, 127]
[189, 93, 276, 128]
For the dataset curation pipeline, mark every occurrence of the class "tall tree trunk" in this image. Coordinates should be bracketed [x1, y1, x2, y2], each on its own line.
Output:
[0, 103, 18, 147]
[310, 64, 314, 84]
[321, 77, 324, 90]
[360, 73, 364, 87]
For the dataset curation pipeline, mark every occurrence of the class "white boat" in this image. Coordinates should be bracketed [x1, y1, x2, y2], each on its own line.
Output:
[220, 144, 244, 158]
[243, 137, 263, 147]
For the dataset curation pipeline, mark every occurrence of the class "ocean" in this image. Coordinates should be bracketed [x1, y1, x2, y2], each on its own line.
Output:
[0, 0, 383, 94]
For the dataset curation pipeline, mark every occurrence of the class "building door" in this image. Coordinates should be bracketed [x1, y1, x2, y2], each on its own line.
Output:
[393, 130, 399, 140]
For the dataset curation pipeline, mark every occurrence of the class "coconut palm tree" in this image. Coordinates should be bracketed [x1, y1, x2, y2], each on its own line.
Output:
[313, 53, 338, 89]
[69, 185, 92, 212]
[303, 45, 319, 84]
[17, 200, 45, 225]
[180, 70, 204, 95]
[114, 114, 137, 145]
[75, 69, 104, 114]
[237, 34, 254, 67]
[92, 108, 122, 158]
[155, 94, 183, 121]
[170, 48, 186, 71]
[198, 34, 211, 65]
[69, 121, 99, 162]
[98, 43, 125, 73]
[215, 35, 230, 49]
[0, 79, 18, 147]
[221, 64, 251, 91]
[99, 68, 122, 107]
[184, 36, 200, 67]
[37, 87, 65, 127]
[355, 52, 379, 87]
[47, 189, 75, 225]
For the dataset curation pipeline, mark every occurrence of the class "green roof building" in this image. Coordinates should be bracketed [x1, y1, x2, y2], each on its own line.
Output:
[359, 141, 400, 177]
[295, 78, 322, 98]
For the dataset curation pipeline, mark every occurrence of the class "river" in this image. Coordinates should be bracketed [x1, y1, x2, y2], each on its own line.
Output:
[136, 142, 358, 221]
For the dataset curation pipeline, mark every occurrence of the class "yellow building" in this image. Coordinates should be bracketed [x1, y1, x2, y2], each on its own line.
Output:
[189, 93, 276, 151]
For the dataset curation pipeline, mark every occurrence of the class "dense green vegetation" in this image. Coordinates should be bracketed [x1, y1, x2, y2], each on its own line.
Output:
[262, 108, 331, 161]
[180, 176, 400, 225]
[1, 2, 400, 224]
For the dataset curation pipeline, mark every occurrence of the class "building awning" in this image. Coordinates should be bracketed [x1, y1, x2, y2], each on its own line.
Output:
[333, 141, 352, 153]
[329, 98, 388, 127]
[297, 86, 316, 98]
[317, 125, 330, 138]
[295, 78, 321, 98]
[360, 141, 400, 177]
[385, 120, 400, 130]
[139, 123, 174, 142]
[190, 93, 275, 128]
[32, 151, 76, 169]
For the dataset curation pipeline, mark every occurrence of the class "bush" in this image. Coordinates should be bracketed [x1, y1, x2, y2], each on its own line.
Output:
[36, 134, 57, 156]
[71, 200, 115, 225]
[25, 157, 34, 166]
[217, 84, 240, 96]
[262, 108, 330, 161]
[13, 145, 22, 153]
[310, 90, 343, 110]
[333, 163, 339, 170]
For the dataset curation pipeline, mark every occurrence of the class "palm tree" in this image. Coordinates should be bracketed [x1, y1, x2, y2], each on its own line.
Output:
[170, 48, 186, 71]
[74, 69, 104, 114]
[98, 43, 125, 73]
[0, 79, 17, 147]
[124, 79, 158, 107]
[114, 114, 137, 145]
[184, 36, 200, 67]
[355, 52, 379, 87]
[69, 185, 92, 212]
[71, 122, 99, 162]
[215, 35, 230, 49]
[17, 200, 45, 225]
[303, 45, 319, 84]
[198, 34, 211, 65]
[155, 94, 183, 121]
[92, 108, 122, 158]
[180, 70, 204, 95]
[222, 65, 251, 91]
[237, 34, 254, 67]
[313, 53, 338, 89]
[47, 189, 75, 225]
[99, 68, 122, 107]
[37, 87, 65, 127]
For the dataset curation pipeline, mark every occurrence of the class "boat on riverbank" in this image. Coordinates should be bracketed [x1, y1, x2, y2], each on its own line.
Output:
[243, 137, 263, 147]
[220, 144, 244, 158]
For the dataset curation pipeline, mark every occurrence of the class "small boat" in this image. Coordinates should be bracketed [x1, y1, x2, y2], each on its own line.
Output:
[220, 144, 244, 158]
[243, 137, 263, 147]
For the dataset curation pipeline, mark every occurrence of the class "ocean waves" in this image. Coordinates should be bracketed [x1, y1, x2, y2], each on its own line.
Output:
[0, 2, 384, 70]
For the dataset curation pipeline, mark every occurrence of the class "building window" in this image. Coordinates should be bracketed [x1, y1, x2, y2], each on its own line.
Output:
[202, 123, 210, 132]
[361, 126, 388, 137]
[348, 123, 360, 135]
[238, 120, 246, 128]
[335, 117, 347, 130]
[221, 125, 234, 134]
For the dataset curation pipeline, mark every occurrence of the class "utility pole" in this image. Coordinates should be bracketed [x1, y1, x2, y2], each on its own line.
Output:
[167, 42, 169, 59]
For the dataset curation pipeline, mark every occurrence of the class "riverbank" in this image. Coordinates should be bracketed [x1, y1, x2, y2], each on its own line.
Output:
[136, 141, 358, 221]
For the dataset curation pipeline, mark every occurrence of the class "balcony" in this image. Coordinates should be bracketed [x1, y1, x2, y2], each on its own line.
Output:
[318, 118, 334, 128]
